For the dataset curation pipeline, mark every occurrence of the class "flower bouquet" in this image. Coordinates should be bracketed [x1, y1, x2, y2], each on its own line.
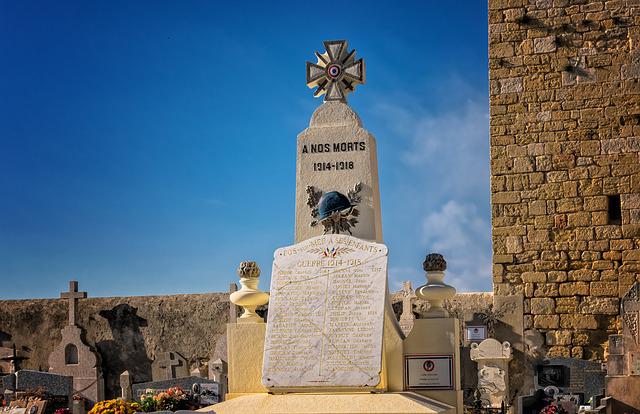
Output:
[540, 402, 568, 414]
[88, 399, 139, 414]
[139, 387, 189, 412]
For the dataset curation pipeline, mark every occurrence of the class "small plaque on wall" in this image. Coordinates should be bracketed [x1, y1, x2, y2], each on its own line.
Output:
[404, 354, 454, 390]
[465, 325, 487, 342]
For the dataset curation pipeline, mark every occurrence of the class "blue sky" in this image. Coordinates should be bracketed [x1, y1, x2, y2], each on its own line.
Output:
[0, 1, 490, 299]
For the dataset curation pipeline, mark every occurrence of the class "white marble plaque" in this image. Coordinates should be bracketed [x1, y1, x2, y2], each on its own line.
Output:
[404, 355, 454, 390]
[262, 234, 388, 389]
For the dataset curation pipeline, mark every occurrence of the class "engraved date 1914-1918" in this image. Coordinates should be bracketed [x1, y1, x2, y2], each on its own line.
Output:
[313, 161, 354, 172]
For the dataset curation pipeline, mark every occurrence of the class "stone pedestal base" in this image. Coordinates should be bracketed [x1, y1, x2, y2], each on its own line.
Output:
[226, 322, 267, 396]
[604, 376, 640, 413]
[198, 392, 455, 413]
[402, 318, 463, 412]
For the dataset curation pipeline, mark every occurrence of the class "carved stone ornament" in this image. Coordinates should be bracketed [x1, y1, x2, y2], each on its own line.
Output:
[416, 253, 456, 318]
[306, 182, 362, 235]
[237, 261, 261, 279]
[305, 40, 366, 102]
[423, 253, 447, 272]
[622, 282, 640, 345]
[230, 261, 269, 323]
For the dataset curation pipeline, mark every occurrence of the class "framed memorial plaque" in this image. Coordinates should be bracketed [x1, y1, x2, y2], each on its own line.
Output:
[199, 383, 220, 405]
[404, 354, 454, 390]
[465, 325, 486, 342]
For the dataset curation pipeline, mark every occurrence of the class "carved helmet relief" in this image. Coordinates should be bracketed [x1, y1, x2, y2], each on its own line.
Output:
[307, 183, 363, 235]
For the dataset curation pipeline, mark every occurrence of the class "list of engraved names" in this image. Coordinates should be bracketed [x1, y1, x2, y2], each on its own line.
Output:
[262, 234, 388, 388]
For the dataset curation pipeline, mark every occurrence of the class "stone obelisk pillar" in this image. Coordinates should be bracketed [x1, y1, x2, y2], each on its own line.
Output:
[295, 40, 381, 243]
[294, 102, 383, 243]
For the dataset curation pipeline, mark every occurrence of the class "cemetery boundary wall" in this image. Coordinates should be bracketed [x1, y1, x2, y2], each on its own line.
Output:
[1, 291, 491, 398]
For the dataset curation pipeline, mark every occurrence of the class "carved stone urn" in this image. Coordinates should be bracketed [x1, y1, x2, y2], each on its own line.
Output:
[229, 261, 269, 323]
[415, 253, 456, 318]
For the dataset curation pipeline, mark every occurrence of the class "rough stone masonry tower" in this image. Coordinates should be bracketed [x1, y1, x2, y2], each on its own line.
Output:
[489, 0, 640, 361]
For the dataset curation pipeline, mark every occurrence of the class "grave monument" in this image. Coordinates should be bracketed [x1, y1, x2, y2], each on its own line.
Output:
[151, 351, 189, 381]
[48, 281, 104, 404]
[2, 369, 74, 410]
[119, 370, 132, 400]
[603, 281, 640, 412]
[208, 358, 227, 400]
[399, 281, 416, 336]
[0, 344, 28, 374]
[202, 40, 462, 414]
[470, 338, 512, 409]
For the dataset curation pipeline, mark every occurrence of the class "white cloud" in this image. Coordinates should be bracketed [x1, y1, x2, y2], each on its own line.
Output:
[368, 78, 492, 293]
[422, 200, 492, 292]
[375, 98, 490, 199]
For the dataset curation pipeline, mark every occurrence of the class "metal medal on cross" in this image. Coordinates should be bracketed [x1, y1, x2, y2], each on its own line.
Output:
[306, 40, 366, 102]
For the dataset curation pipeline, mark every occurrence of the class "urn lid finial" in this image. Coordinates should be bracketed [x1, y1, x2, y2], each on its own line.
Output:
[237, 261, 260, 279]
[423, 253, 447, 272]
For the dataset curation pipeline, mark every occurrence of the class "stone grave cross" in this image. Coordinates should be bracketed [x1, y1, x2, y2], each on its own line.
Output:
[60, 280, 87, 326]
[399, 281, 416, 336]
[0, 344, 28, 373]
[159, 352, 180, 378]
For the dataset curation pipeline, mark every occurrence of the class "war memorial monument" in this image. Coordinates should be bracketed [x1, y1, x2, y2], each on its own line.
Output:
[2, 1, 640, 412]
[207, 40, 463, 413]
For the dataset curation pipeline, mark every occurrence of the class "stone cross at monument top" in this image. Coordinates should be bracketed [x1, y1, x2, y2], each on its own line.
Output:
[296, 40, 382, 243]
[60, 280, 87, 326]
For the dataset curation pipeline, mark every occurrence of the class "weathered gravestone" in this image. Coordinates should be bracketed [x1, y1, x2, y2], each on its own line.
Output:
[470, 339, 512, 408]
[604, 281, 640, 411]
[207, 358, 227, 401]
[0, 344, 28, 375]
[119, 370, 132, 400]
[151, 351, 189, 381]
[398, 281, 416, 336]
[262, 234, 388, 389]
[0, 369, 74, 408]
[12, 370, 73, 398]
[48, 281, 104, 404]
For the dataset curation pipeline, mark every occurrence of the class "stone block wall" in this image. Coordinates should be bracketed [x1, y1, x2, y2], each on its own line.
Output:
[489, 0, 640, 361]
